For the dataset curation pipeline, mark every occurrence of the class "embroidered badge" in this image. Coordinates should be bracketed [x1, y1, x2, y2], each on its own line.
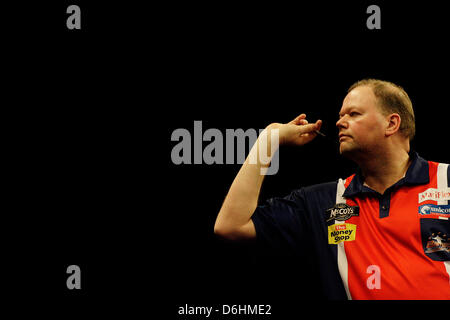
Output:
[425, 232, 450, 254]
[326, 203, 360, 222]
[418, 188, 450, 203]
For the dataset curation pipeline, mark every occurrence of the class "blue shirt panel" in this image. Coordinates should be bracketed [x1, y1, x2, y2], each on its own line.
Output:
[251, 181, 347, 300]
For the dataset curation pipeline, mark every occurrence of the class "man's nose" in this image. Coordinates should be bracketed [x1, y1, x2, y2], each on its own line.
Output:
[336, 116, 346, 128]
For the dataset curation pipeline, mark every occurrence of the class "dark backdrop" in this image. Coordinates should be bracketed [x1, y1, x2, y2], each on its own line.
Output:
[5, 1, 449, 317]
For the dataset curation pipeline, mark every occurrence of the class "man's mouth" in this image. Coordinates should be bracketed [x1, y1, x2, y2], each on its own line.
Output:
[339, 134, 351, 142]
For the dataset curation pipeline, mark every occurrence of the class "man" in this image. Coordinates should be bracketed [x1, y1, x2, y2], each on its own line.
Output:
[214, 79, 450, 300]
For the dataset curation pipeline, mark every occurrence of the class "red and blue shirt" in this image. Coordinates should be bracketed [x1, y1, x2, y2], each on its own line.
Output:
[251, 152, 450, 300]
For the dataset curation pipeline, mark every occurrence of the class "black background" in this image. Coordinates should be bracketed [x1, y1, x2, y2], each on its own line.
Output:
[4, 0, 450, 317]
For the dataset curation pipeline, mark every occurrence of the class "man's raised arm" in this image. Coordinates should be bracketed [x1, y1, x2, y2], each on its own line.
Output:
[213, 114, 322, 241]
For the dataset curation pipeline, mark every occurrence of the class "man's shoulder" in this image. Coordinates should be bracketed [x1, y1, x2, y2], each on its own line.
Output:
[296, 180, 340, 202]
[302, 180, 338, 193]
[301, 176, 356, 194]
[428, 160, 449, 166]
[293, 175, 358, 202]
[288, 181, 344, 217]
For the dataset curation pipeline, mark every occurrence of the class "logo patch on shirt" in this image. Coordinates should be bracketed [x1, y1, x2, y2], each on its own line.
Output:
[419, 204, 450, 216]
[328, 223, 357, 244]
[326, 203, 359, 222]
[425, 232, 450, 254]
[418, 188, 450, 203]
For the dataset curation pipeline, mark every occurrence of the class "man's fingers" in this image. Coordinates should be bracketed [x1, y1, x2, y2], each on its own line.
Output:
[289, 113, 306, 125]
[298, 121, 321, 134]
[316, 119, 322, 131]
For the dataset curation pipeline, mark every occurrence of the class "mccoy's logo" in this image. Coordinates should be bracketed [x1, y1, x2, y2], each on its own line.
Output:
[328, 223, 357, 244]
[419, 204, 450, 216]
[418, 188, 450, 203]
[326, 203, 360, 222]
[425, 232, 450, 254]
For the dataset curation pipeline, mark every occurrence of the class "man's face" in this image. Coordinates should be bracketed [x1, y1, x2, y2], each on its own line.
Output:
[336, 86, 388, 158]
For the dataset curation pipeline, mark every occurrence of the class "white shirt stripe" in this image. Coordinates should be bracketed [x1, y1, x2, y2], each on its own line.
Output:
[336, 178, 352, 300]
[444, 262, 450, 285]
[437, 163, 450, 285]
[437, 163, 449, 205]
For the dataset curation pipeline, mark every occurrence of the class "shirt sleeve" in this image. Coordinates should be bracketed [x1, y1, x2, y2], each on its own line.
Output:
[251, 188, 309, 254]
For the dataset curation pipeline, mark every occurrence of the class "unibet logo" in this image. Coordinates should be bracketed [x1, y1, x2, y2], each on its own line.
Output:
[418, 204, 450, 216]
[328, 223, 357, 244]
[420, 205, 431, 215]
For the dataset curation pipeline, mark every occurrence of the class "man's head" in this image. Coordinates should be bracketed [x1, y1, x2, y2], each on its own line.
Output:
[336, 79, 415, 159]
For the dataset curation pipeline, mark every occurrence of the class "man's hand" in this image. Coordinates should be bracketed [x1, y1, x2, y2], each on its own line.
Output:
[268, 114, 322, 146]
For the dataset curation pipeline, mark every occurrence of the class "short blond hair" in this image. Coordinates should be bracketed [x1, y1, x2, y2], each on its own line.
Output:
[348, 79, 415, 141]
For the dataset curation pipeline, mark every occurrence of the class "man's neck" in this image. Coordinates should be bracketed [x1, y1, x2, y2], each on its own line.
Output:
[359, 149, 412, 195]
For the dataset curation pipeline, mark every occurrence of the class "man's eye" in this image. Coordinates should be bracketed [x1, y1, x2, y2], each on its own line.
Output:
[350, 112, 358, 116]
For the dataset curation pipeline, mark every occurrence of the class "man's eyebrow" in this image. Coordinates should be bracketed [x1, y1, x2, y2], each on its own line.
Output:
[339, 106, 359, 117]
[338, 109, 348, 117]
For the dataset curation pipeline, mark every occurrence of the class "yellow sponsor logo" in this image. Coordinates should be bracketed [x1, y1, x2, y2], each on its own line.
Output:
[328, 223, 357, 244]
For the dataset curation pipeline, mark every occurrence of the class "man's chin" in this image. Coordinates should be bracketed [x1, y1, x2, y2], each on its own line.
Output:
[339, 143, 348, 155]
[339, 143, 366, 162]
[339, 144, 355, 158]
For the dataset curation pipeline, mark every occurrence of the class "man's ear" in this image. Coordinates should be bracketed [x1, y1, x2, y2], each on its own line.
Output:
[385, 113, 401, 137]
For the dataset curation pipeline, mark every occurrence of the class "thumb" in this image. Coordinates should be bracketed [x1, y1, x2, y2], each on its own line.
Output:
[298, 121, 321, 134]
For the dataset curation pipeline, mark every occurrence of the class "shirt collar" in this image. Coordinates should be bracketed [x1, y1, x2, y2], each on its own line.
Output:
[343, 151, 429, 198]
